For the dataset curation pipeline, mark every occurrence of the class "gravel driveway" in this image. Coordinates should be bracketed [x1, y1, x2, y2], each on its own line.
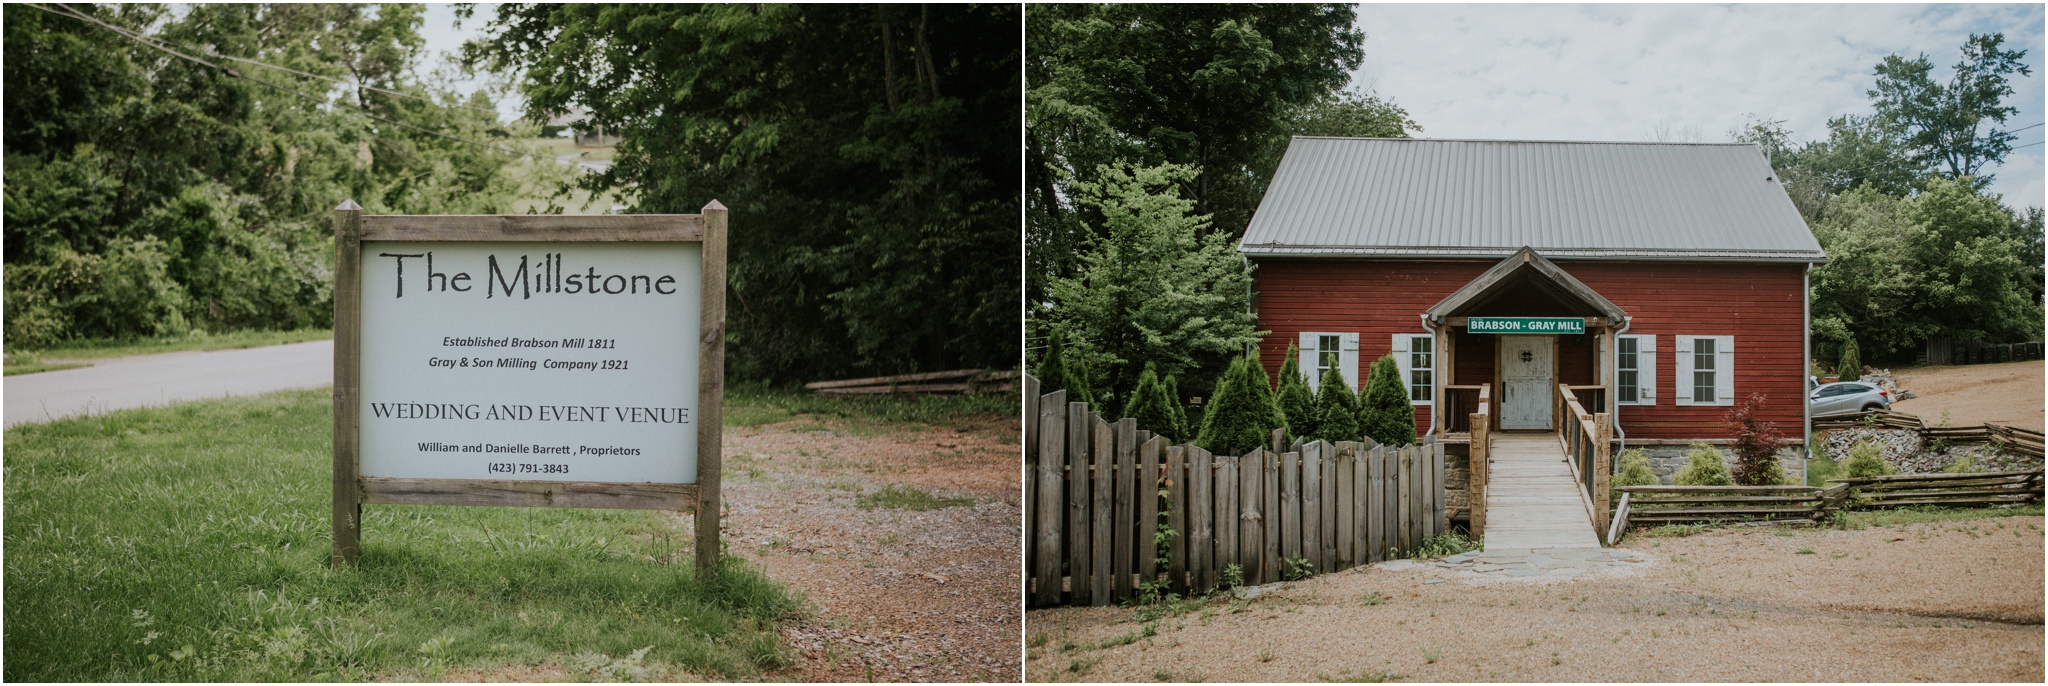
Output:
[1027, 516, 2043, 682]
[724, 412, 1021, 682]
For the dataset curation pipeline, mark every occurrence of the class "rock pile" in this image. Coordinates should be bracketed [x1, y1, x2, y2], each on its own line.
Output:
[1857, 368, 1917, 400]
[1822, 427, 1921, 468]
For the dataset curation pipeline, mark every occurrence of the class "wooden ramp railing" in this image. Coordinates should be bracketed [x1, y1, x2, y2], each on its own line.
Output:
[1024, 375, 1447, 607]
[1554, 384, 1612, 544]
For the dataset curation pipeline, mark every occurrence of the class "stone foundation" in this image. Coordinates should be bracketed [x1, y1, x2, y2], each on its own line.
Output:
[1624, 443, 1806, 486]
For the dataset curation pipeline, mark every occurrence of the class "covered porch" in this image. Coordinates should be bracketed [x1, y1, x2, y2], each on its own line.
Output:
[1427, 248, 1627, 441]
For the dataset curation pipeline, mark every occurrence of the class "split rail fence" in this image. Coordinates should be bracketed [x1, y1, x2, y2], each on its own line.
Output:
[1811, 409, 2045, 459]
[1610, 468, 2044, 541]
[1025, 376, 1446, 608]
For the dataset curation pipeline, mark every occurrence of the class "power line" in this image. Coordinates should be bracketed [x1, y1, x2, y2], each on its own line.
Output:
[31, 2, 538, 160]
[36, 2, 500, 114]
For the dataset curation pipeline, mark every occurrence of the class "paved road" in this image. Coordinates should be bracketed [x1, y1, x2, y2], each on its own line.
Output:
[4, 340, 332, 427]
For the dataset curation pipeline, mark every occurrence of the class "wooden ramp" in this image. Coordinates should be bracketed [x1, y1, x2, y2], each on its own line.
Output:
[1484, 432, 1601, 550]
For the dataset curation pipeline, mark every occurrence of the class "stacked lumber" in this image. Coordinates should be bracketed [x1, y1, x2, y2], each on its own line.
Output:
[1612, 485, 1828, 526]
[804, 369, 1015, 396]
[1828, 470, 2044, 508]
[1811, 409, 1926, 431]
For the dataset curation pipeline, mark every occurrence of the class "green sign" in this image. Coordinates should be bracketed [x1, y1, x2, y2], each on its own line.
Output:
[1467, 317, 1585, 334]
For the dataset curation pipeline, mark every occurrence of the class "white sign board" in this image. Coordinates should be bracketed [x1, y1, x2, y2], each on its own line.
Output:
[358, 241, 702, 484]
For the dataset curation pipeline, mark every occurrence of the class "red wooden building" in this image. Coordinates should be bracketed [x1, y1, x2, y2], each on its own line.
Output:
[1240, 138, 1827, 463]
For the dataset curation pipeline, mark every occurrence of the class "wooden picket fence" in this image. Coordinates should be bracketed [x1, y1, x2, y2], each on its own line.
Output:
[1024, 376, 1447, 608]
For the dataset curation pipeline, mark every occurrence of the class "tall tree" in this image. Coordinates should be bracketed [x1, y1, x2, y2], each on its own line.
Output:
[1869, 33, 2032, 186]
[5, 3, 533, 347]
[467, 4, 1020, 383]
[1041, 162, 1261, 409]
[1357, 354, 1415, 447]
[1027, 3, 1372, 301]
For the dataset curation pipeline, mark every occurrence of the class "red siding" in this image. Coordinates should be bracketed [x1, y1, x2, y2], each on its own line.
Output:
[1254, 259, 1808, 441]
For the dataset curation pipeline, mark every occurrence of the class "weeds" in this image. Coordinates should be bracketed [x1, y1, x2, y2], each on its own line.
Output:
[1284, 556, 1316, 581]
[1315, 669, 1403, 682]
[855, 483, 975, 511]
[1406, 532, 1481, 559]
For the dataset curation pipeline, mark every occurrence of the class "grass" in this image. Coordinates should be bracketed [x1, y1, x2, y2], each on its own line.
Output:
[1315, 669, 1404, 682]
[725, 381, 1016, 433]
[3, 388, 801, 681]
[854, 483, 976, 511]
[4, 329, 334, 374]
[1805, 451, 1840, 487]
[1831, 503, 2045, 529]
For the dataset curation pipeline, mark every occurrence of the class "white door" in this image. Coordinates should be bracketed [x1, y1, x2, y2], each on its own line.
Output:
[1498, 335, 1554, 430]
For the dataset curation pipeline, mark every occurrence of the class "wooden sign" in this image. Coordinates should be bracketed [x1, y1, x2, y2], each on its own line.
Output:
[1466, 317, 1586, 334]
[331, 200, 727, 575]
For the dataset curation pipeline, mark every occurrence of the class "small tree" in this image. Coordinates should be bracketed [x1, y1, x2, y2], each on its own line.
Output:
[1275, 342, 1319, 441]
[1124, 362, 1181, 441]
[1312, 366, 1360, 442]
[1163, 374, 1188, 440]
[1357, 354, 1416, 446]
[1837, 338, 1862, 380]
[1838, 440, 1896, 478]
[1195, 354, 1283, 456]
[1726, 393, 1791, 485]
[1610, 448, 1660, 501]
[1037, 328, 1092, 405]
[1673, 444, 1735, 486]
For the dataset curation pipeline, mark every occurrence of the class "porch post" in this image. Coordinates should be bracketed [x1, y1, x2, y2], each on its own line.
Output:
[1601, 324, 1617, 416]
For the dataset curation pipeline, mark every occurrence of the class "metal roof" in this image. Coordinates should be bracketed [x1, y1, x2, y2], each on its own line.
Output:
[1238, 137, 1827, 262]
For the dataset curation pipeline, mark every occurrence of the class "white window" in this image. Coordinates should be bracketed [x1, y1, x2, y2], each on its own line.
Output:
[1673, 335, 1734, 406]
[1616, 334, 1657, 405]
[1391, 334, 1435, 406]
[1297, 331, 1358, 392]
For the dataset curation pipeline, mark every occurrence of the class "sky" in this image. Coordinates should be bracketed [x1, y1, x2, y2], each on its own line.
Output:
[1350, 3, 2045, 210]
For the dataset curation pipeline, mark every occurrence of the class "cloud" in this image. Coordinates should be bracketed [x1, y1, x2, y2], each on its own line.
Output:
[1352, 3, 2045, 209]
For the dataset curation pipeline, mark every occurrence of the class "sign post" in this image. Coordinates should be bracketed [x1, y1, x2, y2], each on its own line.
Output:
[331, 200, 727, 577]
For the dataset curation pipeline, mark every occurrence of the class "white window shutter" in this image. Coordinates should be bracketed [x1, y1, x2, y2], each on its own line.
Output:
[1638, 335, 1658, 404]
[1299, 331, 1320, 393]
[1673, 335, 1695, 407]
[1715, 335, 1736, 406]
[1340, 333, 1361, 390]
[1389, 334, 1411, 395]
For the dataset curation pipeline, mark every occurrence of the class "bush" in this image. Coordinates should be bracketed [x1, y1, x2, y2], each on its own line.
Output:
[1838, 338, 1861, 380]
[1356, 354, 1415, 447]
[1123, 362, 1181, 441]
[1162, 374, 1188, 440]
[1312, 366, 1360, 442]
[1838, 441, 1895, 478]
[1195, 356, 1281, 456]
[1725, 393, 1790, 485]
[1275, 342, 1319, 441]
[1610, 448, 1659, 500]
[1036, 327, 1092, 406]
[1673, 444, 1734, 486]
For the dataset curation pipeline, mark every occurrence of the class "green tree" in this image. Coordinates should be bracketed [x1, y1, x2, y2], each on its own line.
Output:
[1808, 178, 2041, 361]
[1837, 338, 1861, 379]
[1124, 362, 1182, 441]
[1275, 342, 1319, 441]
[1027, 3, 1376, 302]
[1036, 327, 1092, 406]
[1195, 355, 1282, 456]
[4, 3, 536, 347]
[1042, 162, 1261, 409]
[1357, 354, 1415, 447]
[1163, 373, 1189, 440]
[1869, 33, 2032, 186]
[468, 4, 1020, 383]
[1312, 366, 1360, 443]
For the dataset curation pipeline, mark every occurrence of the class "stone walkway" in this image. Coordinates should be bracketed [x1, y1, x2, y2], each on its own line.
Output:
[1425, 546, 1646, 579]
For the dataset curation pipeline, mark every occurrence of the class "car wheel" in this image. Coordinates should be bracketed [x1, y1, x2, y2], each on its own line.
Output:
[1861, 404, 1881, 413]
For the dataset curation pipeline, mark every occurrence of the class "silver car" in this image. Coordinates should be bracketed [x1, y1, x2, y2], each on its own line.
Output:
[1809, 381, 1891, 416]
